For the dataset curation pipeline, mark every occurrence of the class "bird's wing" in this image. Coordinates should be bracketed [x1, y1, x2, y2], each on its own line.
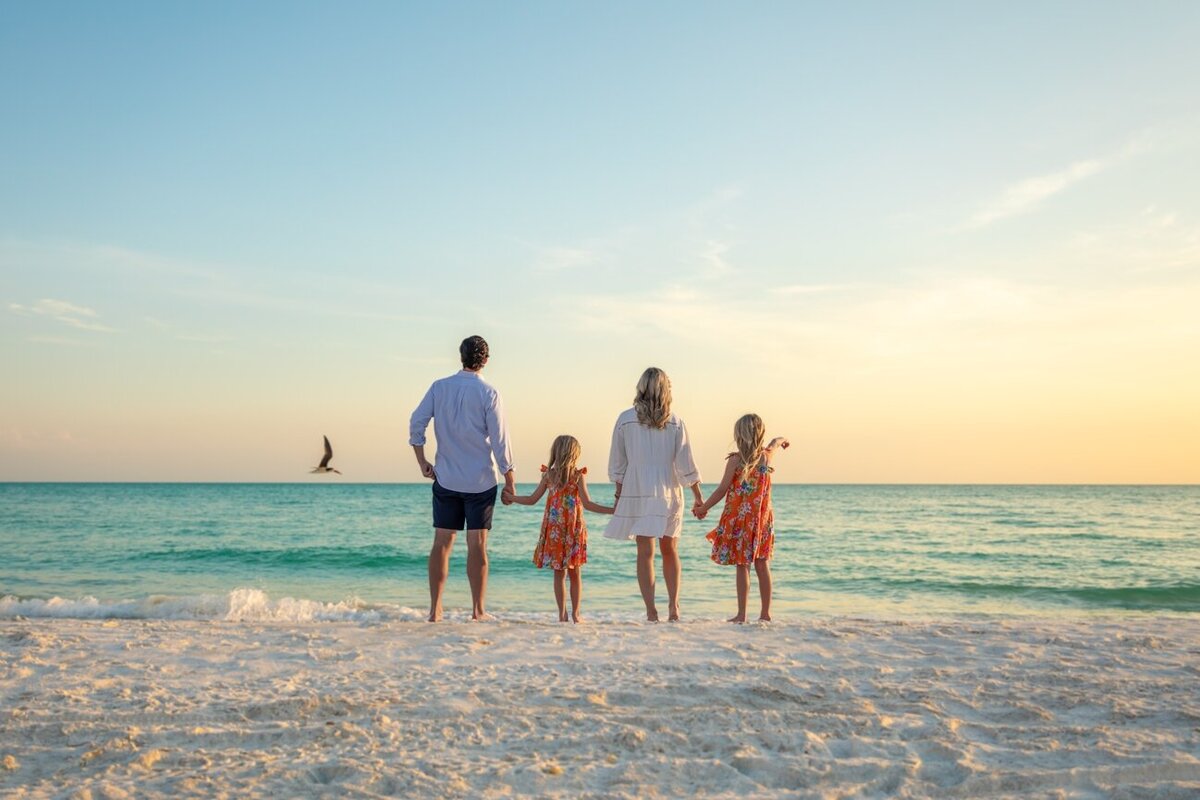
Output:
[319, 435, 333, 468]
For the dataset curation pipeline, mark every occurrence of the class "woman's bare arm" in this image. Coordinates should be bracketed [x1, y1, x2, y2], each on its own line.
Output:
[577, 475, 614, 514]
[695, 456, 739, 518]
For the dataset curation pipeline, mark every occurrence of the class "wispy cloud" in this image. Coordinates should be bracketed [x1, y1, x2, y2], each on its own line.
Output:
[699, 240, 734, 279]
[565, 263, 1200, 378]
[771, 282, 867, 296]
[0, 427, 77, 447]
[967, 136, 1154, 229]
[969, 158, 1107, 228]
[1070, 207, 1200, 275]
[25, 335, 96, 347]
[682, 184, 744, 227]
[530, 244, 598, 272]
[9, 298, 114, 332]
[2, 239, 427, 325]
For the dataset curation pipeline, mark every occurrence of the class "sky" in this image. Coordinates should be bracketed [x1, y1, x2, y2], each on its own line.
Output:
[2, 1, 1198, 483]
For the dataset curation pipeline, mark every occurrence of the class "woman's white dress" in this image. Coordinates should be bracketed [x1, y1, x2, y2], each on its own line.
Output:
[604, 408, 702, 540]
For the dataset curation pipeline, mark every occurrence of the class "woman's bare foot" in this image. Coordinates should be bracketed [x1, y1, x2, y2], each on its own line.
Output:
[428, 606, 443, 623]
[646, 609, 660, 622]
[668, 605, 680, 622]
[727, 614, 746, 623]
[559, 613, 569, 623]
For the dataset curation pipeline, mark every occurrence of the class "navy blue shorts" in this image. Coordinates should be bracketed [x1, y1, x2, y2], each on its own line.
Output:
[431, 480, 497, 531]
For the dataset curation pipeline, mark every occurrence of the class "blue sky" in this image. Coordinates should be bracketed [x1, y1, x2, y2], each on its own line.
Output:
[3, 2, 1199, 481]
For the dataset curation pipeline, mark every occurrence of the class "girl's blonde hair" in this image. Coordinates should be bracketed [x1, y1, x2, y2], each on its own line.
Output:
[734, 413, 766, 477]
[545, 434, 582, 489]
[633, 367, 672, 429]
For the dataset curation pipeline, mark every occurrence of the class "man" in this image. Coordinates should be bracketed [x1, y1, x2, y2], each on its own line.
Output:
[409, 335, 516, 621]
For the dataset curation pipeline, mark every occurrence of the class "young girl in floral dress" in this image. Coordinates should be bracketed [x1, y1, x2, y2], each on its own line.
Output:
[508, 435, 613, 622]
[694, 414, 789, 623]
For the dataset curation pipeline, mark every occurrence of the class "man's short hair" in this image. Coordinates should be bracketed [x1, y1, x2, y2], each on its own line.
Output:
[460, 335, 489, 370]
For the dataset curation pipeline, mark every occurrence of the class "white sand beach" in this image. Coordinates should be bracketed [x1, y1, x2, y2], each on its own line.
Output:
[2, 614, 1199, 799]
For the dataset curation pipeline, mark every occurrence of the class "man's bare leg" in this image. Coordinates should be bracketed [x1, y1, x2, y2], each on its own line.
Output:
[660, 535, 682, 621]
[636, 536, 659, 621]
[466, 529, 491, 620]
[428, 529, 456, 622]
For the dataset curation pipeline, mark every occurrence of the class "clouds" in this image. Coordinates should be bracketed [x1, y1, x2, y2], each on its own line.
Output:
[969, 157, 1107, 228]
[529, 244, 599, 272]
[966, 135, 1156, 229]
[9, 298, 114, 333]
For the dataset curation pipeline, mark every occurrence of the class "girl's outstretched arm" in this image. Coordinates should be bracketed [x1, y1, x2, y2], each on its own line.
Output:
[765, 437, 790, 463]
[509, 475, 550, 506]
[577, 475, 614, 514]
[695, 456, 740, 519]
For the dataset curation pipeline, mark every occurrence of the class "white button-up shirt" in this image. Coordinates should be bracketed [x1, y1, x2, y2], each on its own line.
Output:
[409, 370, 515, 493]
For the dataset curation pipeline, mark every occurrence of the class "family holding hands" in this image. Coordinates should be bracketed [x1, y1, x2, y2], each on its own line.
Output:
[410, 336, 788, 625]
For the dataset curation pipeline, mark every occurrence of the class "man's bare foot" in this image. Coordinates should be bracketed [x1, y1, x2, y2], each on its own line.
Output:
[757, 613, 772, 622]
[727, 614, 746, 623]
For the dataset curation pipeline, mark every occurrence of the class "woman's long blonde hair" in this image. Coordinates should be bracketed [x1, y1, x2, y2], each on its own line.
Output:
[734, 413, 766, 477]
[545, 435, 582, 489]
[633, 367, 672, 429]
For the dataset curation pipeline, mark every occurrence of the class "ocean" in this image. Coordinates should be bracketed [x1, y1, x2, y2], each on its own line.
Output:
[1, 483, 1197, 622]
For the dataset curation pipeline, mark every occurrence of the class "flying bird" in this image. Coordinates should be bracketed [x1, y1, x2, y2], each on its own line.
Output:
[311, 435, 342, 475]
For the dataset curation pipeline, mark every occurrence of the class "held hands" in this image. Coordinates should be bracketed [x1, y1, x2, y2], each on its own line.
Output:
[419, 461, 436, 480]
[692, 501, 708, 520]
[501, 475, 517, 505]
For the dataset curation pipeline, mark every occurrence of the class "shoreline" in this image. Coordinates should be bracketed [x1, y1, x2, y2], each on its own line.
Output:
[3, 614, 1198, 798]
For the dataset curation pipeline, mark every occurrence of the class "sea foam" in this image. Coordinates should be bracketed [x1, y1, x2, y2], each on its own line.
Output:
[0, 588, 413, 623]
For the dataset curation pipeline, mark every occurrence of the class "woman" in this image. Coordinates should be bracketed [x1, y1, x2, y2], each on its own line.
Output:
[605, 367, 703, 621]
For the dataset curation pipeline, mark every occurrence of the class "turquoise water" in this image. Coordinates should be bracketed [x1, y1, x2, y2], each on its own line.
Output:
[1, 483, 1198, 621]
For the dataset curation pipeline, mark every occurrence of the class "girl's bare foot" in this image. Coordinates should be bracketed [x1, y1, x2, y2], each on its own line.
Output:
[668, 605, 680, 622]
[571, 615, 584, 624]
[559, 613, 569, 623]
[727, 614, 746, 623]
[428, 606, 443, 622]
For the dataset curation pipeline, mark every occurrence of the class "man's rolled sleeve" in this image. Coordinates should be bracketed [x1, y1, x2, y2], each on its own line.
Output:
[409, 387, 435, 446]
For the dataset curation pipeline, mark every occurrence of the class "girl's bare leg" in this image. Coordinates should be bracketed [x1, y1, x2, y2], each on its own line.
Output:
[729, 564, 749, 623]
[754, 558, 772, 621]
[660, 535, 682, 621]
[553, 568, 567, 622]
[635, 536, 659, 621]
[567, 567, 583, 623]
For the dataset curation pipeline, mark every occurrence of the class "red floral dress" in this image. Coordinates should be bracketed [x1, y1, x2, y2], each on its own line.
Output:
[705, 458, 774, 565]
[532, 466, 589, 570]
